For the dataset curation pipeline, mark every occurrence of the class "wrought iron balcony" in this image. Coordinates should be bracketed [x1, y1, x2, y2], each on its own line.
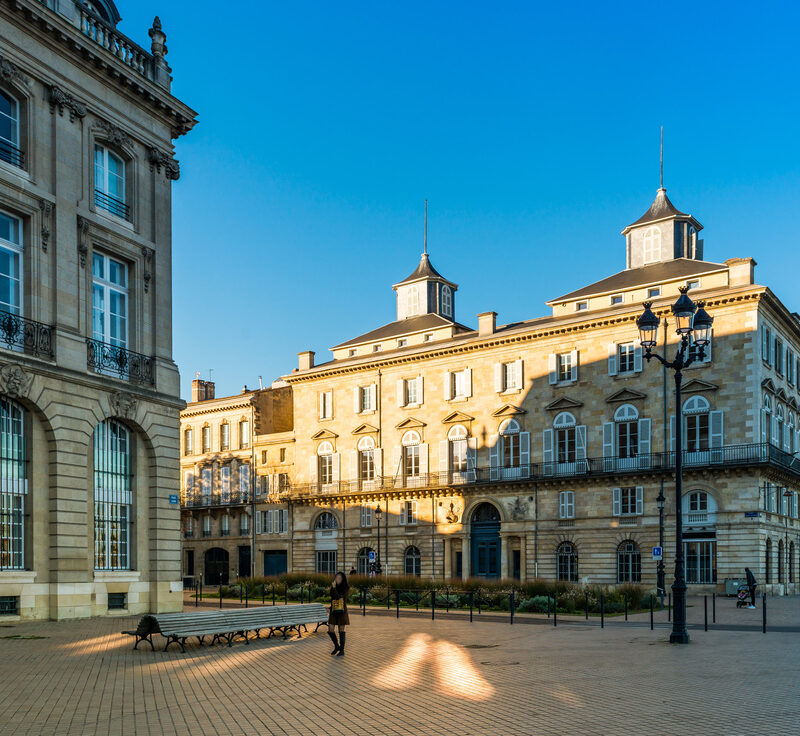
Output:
[94, 189, 130, 220]
[86, 338, 154, 385]
[183, 491, 252, 509]
[0, 140, 24, 168]
[0, 309, 54, 358]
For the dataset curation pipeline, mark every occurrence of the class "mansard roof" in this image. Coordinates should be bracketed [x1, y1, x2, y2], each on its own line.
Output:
[623, 187, 701, 233]
[332, 313, 471, 349]
[548, 258, 727, 304]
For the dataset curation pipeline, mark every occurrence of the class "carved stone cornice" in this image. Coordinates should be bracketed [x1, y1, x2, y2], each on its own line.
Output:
[49, 85, 87, 122]
[149, 147, 180, 180]
[0, 54, 29, 87]
[39, 200, 54, 252]
[93, 119, 133, 148]
[142, 247, 154, 293]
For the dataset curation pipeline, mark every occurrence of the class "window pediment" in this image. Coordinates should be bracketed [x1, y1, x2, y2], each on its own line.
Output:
[442, 411, 474, 424]
[761, 378, 776, 392]
[606, 388, 646, 404]
[775, 387, 789, 402]
[310, 429, 338, 440]
[395, 417, 426, 429]
[681, 379, 718, 394]
[491, 404, 527, 417]
[543, 397, 583, 412]
[351, 423, 379, 435]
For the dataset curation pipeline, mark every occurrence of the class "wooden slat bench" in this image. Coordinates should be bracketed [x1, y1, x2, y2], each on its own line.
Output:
[276, 604, 328, 639]
[121, 614, 158, 650]
[152, 611, 235, 652]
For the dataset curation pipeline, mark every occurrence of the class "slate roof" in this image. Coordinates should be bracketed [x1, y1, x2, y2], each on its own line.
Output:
[624, 188, 700, 232]
[332, 313, 472, 349]
[394, 253, 455, 286]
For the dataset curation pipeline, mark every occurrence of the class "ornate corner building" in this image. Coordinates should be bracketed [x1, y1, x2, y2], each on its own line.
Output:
[182, 185, 800, 595]
[0, 0, 196, 619]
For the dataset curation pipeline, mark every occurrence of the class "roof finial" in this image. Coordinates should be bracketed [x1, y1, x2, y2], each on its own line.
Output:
[660, 126, 664, 190]
[424, 199, 428, 255]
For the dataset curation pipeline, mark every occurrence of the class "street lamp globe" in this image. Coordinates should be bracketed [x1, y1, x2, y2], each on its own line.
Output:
[636, 302, 660, 348]
[375, 503, 382, 521]
[691, 303, 714, 346]
[671, 287, 696, 334]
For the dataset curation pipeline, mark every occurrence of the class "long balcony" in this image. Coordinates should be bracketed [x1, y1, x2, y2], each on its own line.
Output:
[183, 492, 252, 509]
[0, 309, 54, 358]
[86, 338, 154, 385]
[283, 443, 800, 499]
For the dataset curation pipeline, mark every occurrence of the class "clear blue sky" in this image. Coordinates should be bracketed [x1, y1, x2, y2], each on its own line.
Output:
[119, 1, 800, 400]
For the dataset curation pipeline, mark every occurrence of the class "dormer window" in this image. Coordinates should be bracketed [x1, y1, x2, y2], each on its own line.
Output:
[348, 348, 357, 357]
[647, 287, 661, 298]
[686, 280, 700, 291]
[423, 333, 433, 342]
[610, 295, 623, 306]
[575, 301, 588, 312]
[372, 344, 382, 353]
[397, 338, 408, 348]
[642, 226, 661, 264]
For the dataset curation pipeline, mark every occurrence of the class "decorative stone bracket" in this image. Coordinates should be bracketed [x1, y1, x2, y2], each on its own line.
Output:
[49, 85, 87, 122]
[142, 247, 154, 293]
[149, 147, 180, 180]
[77, 216, 89, 267]
[93, 119, 133, 149]
[0, 54, 30, 87]
[39, 200, 54, 252]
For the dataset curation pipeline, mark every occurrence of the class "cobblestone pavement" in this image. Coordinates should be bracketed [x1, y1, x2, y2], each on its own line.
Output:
[1, 601, 798, 736]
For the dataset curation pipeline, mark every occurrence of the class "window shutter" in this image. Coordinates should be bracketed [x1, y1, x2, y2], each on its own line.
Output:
[350, 450, 358, 486]
[768, 330, 773, 366]
[439, 440, 449, 474]
[255, 511, 262, 535]
[559, 491, 566, 518]
[271, 473, 279, 495]
[602, 422, 614, 470]
[465, 368, 473, 397]
[419, 443, 429, 478]
[567, 492, 575, 518]
[370, 383, 377, 409]
[613, 487, 621, 516]
[393, 446, 403, 485]
[635, 486, 644, 515]
[634, 346, 643, 373]
[399, 502, 406, 526]
[670, 416, 676, 453]
[519, 431, 530, 478]
[397, 379, 405, 407]
[417, 376, 424, 404]
[607, 344, 617, 376]
[542, 428, 554, 474]
[411, 501, 418, 523]
[318, 393, 325, 419]
[185, 471, 194, 493]
[515, 359, 523, 390]
[331, 453, 340, 484]
[444, 371, 452, 400]
[489, 434, 499, 480]
[354, 386, 361, 413]
[467, 438, 477, 482]
[548, 353, 557, 385]
[638, 418, 651, 456]
[575, 425, 587, 461]
[762, 326, 768, 361]
[374, 448, 383, 478]
[569, 350, 578, 382]
[309, 455, 317, 484]
[282, 509, 288, 533]
[494, 363, 503, 392]
[709, 411, 724, 448]
[772, 413, 780, 446]
[784, 420, 791, 452]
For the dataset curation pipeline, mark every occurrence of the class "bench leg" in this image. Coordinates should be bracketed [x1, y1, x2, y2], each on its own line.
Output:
[164, 636, 181, 652]
[198, 636, 205, 646]
[313, 622, 323, 632]
[227, 633, 233, 647]
[144, 634, 155, 650]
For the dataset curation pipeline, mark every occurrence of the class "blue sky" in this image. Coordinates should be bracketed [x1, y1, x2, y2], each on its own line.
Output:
[119, 1, 800, 400]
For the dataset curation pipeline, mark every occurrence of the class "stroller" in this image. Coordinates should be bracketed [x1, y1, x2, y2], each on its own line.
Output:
[736, 584, 750, 608]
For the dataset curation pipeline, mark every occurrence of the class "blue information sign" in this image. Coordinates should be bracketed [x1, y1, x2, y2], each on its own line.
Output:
[168, 494, 179, 505]
[369, 550, 376, 562]
[651, 546, 662, 560]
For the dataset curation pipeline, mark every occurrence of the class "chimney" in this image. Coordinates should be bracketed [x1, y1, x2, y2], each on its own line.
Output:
[191, 378, 215, 402]
[725, 257, 756, 287]
[477, 311, 497, 337]
[241, 385, 248, 394]
[298, 351, 315, 371]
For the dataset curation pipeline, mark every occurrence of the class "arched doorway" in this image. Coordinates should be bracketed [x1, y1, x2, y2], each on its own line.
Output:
[204, 547, 229, 585]
[471, 502, 501, 578]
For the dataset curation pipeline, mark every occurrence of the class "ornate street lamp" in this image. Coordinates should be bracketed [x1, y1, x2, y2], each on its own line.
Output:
[636, 287, 714, 644]
[374, 503, 383, 575]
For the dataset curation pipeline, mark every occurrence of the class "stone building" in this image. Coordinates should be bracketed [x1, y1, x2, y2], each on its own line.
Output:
[227, 185, 796, 594]
[0, 0, 196, 619]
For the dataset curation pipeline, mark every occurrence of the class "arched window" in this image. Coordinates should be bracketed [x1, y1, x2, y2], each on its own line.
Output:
[471, 502, 501, 523]
[617, 540, 641, 583]
[557, 542, 578, 582]
[765, 538, 772, 584]
[449, 424, 468, 475]
[642, 226, 661, 264]
[356, 546, 373, 575]
[402, 430, 421, 481]
[554, 412, 577, 463]
[777, 405, 787, 452]
[404, 545, 421, 576]
[0, 91, 22, 168]
[683, 396, 710, 452]
[220, 422, 230, 450]
[407, 286, 420, 317]
[94, 144, 127, 218]
[314, 511, 338, 530]
[0, 397, 26, 570]
[184, 427, 193, 456]
[441, 285, 452, 318]
[499, 419, 520, 469]
[317, 441, 334, 486]
[93, 419, 132, 571]
[614, 404, 639, 460]
[357, 436, 375, 481]
[0, 210, 22, 317]
[788, 412, 795, 454]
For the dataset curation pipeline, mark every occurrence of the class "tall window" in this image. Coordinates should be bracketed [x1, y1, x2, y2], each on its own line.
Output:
[92, 253, 128, 348]
[202, 426, 211, 453]
[557, 353, 573, 382]
[402, 431, 421, 482]
[617, 342, 636, 374]
[93, 419, 131, 571]
[405, 546, 421, 576]
[239, 463, 250, 500]
[449, 424, 468, 475]
[239, 420, 250, 449]
[360, 505, 373, 528]
[613, 486, 643, 516]
[765, 538, 772, 584]
[451, 369, 469, 398]
[184, 428, 193, 456]
[407, 286, 420, 316]
[357, 547, 373, 575]
[220, 465, 230, 502]
[685, 540, 716, 584]
[615, 404, 639, 459]
[557, 542, 578, 582]
[0, 211, 22, 318]
[316, 550, 337, 574]
[441, 286, 452, 317]
[642, 226, 661, 263]
[0, 91, 22, 167]
[94, 144, 127, 218]
[500, 419, 520, 468]
[555, 412, 576, 463]
[558, 491, 575, 519]
[358, 436, 375, 482]
[0, 397, 26, 570]
[683, 396, 710, 451]
[201, 466, 211, 499]
[400, 500, 418, 525]
[318, 441, 334, 486]
[220, 423, 230, 451]
[617, 540, 641, 583]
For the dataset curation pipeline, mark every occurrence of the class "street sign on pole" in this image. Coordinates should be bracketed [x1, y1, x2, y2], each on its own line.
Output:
[652, 546, 663, 560]
[369, 550, 376, 562]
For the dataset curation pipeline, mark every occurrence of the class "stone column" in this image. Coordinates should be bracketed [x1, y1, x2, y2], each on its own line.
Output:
[462, 534, 471, 580]
[443, 537, 452, 580]
[520, 534, 528, 582]
[500, 534, 509, 579]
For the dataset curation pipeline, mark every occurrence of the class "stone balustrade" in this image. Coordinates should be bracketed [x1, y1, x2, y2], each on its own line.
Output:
[79, 6, 153, 79]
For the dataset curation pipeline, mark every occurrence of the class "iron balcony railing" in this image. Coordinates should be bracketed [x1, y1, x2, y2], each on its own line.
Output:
[86, 338, 155, 385]
[279, 443, 800, 499]
[94, 189, 130, 220]
[0, 309, 54, 358]
[0, 140, 24, 168]
[183, 491, 252, 509]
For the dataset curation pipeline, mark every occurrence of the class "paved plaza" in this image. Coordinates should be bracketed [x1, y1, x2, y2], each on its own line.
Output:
[1, 599, 798, 736]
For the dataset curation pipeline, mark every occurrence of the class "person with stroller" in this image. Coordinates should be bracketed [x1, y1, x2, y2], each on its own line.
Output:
[745, 567, 757, 609]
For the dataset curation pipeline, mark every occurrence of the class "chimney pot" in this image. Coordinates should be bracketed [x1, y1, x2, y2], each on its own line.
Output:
[477, 311, 497, 337]
[298, 351, 315, 370]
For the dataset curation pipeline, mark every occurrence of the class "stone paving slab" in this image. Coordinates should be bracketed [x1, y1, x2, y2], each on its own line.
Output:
[0, 604, 798, 736]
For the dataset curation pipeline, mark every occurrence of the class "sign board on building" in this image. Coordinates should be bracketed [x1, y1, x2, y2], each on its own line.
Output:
[651, 546, 662, 560]
[744, 511, 760, 518]
[168, 494, 179, 505]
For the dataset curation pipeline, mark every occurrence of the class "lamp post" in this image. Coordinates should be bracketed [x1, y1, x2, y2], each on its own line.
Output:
[656, 488, 666, 596]
[637, 287, 713, 644]
[374, 503, 383, 575]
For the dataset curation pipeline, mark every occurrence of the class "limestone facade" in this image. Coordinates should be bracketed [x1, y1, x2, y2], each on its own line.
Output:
[0, 0, 196, 619]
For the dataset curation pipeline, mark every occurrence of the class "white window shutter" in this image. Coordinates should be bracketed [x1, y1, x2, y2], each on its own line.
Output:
[760, 407, 768, 444]
[709, 411, 724, 448]
[374, 447, 383, 477]
[670, 416, 676, 453]
[576, 425, 587, 460]
[519, 431, 530, 478]
[444, 371, 452, 400]
[439, 440, 449, 474]
[349, 450, 358, 485]
[638, 418, 651, 455]
[399, 502, 406, 526]
[494, 363, 503, 392]
[489, 435, 499, 480]
[397, 379, 405, 407]
[607, 343, 617, 376]
[393, 446, 403, 484]
[784, 421, 791, 452]
[559, 492, 566, 518]
[255, 511, 262, 535]
[613, 487, 621, 516]
[548, 353, 557, 385]
[467, 438, 477, 482]
[635, 486, 644, 515]
[419, 443, 429, 477]
[465, 368, 473, 397]
[567, 492, 575, 517]
[331, 453, 340, 484]
[309, 455, 317, 484]
[282, 509, 288, 533]
[515, 359, 523, 390]
[354, 386, 361, 413]
[772, 414, 779, 446]
[542, 428, 554, 467]
[318, 393, 325, 419]
[370, 383, 377, 409]
[417, 376, 424, 404]
[762, 326, 768, 361]
[570, 350, 578, 382]
[634, 346, 643, 373]
[603, 422, 614, 460]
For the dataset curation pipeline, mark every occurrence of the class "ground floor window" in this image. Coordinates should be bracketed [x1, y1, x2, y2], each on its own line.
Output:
[404, 546, 421, 576]
[557, 542, 578, 582]
[684, 540, 716, 584]
[0, 492, 23, 570]
[357, 547, 373, 575]
[0, 396, 26, 570]
[617, 540, 641, 583]
[316, 550, 337, 574]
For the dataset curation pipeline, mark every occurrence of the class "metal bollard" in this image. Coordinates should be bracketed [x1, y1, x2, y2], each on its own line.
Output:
[245, 585, 248, 608]
[240, 585, 243, 606]
[762, 593, 766, 634]
[431, 590, 436, 620]
[553, 595, 557, 627]
[600, 594, 605, 629]
[396, 589, 400, 619]
[415, 589, 419, 612]
[361, 588, 366, 616]
[477, 592, 482, 615]
[585, 592, 589, 621]
[284, 584, 288, 606]
[195, 581, 199, 608]
[387, 586, 391, 610]
[546, 595, 550, 619]
[712, 592, 716, 623]
[704, 595, 708, 632]
[219, 584, 223, 609]
[668, 593, 671, 622]
[624, 594, 628, 622]
[469, 591, 474, 623]
[510, 592, 515, 625]
[650, 594, 654, 630]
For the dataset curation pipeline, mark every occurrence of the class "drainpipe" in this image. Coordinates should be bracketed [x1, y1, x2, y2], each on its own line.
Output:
[534, 483, 539, 578]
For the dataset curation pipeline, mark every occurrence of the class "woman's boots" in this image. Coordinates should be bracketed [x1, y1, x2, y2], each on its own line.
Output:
[336, 632, 346, 656]
[327, 631, 339, 655]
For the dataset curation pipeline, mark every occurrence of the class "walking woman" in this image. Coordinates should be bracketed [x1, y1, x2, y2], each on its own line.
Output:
[327, 571, 350, 657]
